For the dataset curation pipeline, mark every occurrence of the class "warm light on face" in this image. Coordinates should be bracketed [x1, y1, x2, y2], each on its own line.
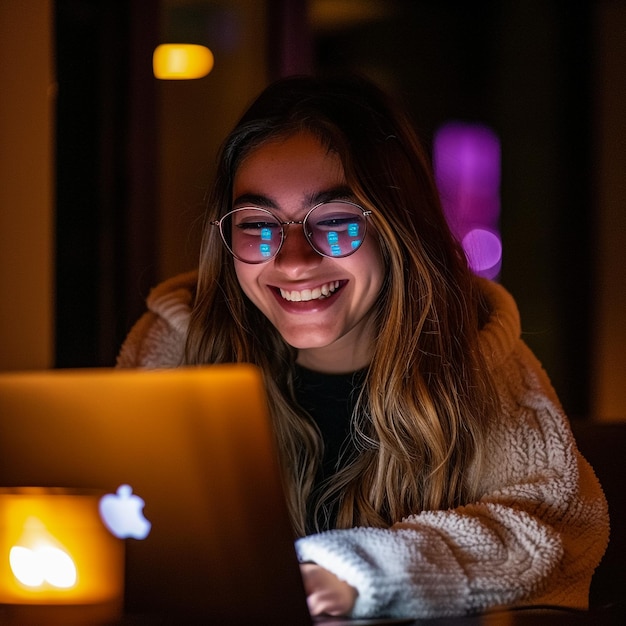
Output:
[153, 44, 214, 79]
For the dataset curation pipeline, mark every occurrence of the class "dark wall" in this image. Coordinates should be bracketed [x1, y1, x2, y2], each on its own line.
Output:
[54, 0, 159, 367]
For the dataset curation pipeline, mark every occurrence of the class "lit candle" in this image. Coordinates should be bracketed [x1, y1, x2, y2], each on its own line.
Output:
[0, 488, 124, 625]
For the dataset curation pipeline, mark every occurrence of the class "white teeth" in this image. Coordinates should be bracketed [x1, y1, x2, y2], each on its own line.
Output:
[280, 281, 340, 302]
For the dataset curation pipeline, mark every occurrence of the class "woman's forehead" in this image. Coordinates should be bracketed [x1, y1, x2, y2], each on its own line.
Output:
[232, 132, 347, 208]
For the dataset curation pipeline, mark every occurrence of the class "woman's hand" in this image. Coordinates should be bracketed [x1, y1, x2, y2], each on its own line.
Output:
[300, 563, 358, 616]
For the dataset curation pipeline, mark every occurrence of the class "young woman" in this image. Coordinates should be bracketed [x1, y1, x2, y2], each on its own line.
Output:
[118, 75, 608, 619]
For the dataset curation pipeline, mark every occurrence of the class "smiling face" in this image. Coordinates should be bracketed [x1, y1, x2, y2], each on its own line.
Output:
[231, 131, 385, 373]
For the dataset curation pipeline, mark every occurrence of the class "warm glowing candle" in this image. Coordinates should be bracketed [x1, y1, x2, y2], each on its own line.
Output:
[153, 43, 214, 79]
[0, 489, 124, 624]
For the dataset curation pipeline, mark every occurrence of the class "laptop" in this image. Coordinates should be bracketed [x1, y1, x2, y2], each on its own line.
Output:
[0, 366, 413, 625]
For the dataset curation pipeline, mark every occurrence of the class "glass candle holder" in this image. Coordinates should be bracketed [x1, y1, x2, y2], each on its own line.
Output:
[0, 488, 124, 625]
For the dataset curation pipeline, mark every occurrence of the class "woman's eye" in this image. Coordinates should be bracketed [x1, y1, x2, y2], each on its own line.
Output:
[315, 216, 360, 231]
[236, 221, 280, 233]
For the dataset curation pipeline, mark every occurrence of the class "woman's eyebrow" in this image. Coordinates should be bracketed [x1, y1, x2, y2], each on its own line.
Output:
[232, 193, 276, 209]
[232, 186, 356, 210]
[306, 186, 356, 205]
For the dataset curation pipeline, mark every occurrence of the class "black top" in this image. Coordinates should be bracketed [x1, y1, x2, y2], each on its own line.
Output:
[294, 364, 366, 532]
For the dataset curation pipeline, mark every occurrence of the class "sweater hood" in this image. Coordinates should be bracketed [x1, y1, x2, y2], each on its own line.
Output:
[145, 269, 198, 336]
[476, 277, 521, 370]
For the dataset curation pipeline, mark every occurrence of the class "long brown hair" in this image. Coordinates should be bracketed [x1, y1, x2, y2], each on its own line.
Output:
[186, 75, 497, 536]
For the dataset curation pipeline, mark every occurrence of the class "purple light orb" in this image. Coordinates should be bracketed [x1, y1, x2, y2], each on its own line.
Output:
[462, 228, 502, 279]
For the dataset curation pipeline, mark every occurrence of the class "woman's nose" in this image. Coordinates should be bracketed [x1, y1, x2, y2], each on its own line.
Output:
[273, 223, 322, 275]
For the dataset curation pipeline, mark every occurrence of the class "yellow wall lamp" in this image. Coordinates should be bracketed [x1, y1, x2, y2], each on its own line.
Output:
[153, 44, 214, 80]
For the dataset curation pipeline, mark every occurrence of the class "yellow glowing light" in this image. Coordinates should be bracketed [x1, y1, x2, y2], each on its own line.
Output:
[0, 489, 124, 619]
[10, 544, 77, 589]
[153, 44, 214, 79]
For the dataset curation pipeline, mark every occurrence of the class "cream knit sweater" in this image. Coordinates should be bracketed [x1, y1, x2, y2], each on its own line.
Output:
[117, 272, 609, 619]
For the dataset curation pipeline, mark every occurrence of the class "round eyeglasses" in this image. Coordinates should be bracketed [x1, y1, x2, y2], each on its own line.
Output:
[211, 201, 372, 264]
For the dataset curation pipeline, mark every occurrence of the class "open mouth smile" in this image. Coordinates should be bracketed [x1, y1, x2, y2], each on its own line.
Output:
[278, 280, 342, 302]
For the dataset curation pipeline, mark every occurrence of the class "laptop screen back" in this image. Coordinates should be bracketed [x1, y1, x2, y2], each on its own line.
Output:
[0, 365, 312, 625]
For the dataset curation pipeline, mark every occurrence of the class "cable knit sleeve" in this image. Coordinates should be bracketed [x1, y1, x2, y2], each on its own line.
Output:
[295, 280, 609, 619]
[116, 271, 197, 368]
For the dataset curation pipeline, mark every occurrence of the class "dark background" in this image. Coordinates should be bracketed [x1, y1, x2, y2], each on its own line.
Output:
[54, 0, 594, 419]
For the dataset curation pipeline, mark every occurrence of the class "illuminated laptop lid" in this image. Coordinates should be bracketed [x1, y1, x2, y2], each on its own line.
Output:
[0, 365, 311, 624]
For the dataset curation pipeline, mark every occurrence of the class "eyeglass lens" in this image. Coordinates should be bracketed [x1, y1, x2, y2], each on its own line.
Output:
[223, 202, 367, 263]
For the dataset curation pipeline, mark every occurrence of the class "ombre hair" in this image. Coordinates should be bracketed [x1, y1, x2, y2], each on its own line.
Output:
[185, 75, 498, 536]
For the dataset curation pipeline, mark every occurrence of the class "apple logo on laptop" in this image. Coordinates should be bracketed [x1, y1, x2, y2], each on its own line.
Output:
[99, 484, 152, 539]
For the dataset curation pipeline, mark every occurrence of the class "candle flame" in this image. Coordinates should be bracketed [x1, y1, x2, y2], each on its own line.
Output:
[10, 540, 77, 589]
